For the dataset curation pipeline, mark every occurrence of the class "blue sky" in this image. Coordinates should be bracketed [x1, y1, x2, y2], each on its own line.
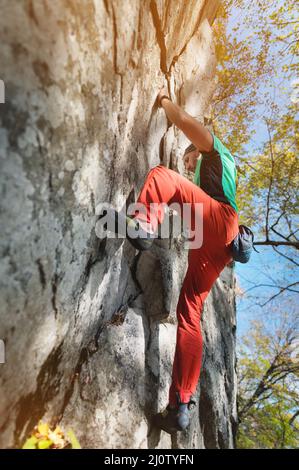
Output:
[226, 3, 299, 338]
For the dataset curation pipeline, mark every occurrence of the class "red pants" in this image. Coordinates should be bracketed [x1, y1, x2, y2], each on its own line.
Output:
[132, 165, 239, 406]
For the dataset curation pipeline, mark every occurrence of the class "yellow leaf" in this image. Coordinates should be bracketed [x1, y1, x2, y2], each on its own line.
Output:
[67, 429, 81, 449]
[37, 421, 49, 437]
[38, 439, 53, 449]
[53, 425, 63, 436]
[22, 436, 38, 449]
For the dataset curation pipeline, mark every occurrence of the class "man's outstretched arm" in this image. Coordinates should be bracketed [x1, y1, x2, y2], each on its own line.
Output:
[157, 89, 213, 153]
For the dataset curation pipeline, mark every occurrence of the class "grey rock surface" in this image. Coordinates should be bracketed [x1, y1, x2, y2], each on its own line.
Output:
[0, 0, 237, 449]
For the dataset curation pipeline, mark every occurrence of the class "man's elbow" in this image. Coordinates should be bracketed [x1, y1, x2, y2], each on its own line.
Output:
[179, 115, 214, 153]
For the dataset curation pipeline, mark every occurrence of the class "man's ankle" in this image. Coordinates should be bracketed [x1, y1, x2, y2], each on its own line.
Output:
[168, 403, 177, 410]
[129, 216, 156, 235]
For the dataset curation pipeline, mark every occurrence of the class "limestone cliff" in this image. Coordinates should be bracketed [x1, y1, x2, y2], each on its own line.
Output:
[0, 0, 237, 449]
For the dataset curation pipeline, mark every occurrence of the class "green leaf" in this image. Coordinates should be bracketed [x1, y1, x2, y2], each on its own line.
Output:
[67, 429, 81, 449]
[38, 439, 53, 449]
[22, 436, 38, 449]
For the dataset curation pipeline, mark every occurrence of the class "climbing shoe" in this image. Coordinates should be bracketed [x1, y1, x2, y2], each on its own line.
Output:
[153, 395, 196, 434]
[99, 207, 155, 251]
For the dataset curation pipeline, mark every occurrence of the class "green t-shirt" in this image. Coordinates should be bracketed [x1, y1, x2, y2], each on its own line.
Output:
[193, 132, 238, 213]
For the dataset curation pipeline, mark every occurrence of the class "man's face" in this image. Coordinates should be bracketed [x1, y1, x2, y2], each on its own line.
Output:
[183, 149, 200, 172]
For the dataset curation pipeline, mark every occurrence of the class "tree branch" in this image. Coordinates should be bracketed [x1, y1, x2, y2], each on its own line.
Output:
[272, 246, 299, 267]
[265, 120, 275, 241]
[258, 282, 299, 306]
[289, 410, 299, 426]
[254, 240, 299, 249]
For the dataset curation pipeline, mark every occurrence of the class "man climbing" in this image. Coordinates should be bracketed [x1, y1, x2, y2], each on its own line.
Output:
[102, 87, 239, 434]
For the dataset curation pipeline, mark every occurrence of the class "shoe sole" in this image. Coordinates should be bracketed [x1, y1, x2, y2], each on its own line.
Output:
[153, 413, 189, 434]
[99, 207, 154, 251]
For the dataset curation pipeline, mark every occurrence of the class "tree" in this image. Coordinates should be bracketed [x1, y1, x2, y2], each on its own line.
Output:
[237, 315, 299, 448]
[236, 102, 299, 250]
[211, 2, 272, 155]
[212, 0, 299, 181]
[211, 0, 299, 305]
[210, 0, 299, 448]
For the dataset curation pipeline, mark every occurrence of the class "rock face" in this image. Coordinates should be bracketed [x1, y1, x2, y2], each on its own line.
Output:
[0, 0, 238, 449]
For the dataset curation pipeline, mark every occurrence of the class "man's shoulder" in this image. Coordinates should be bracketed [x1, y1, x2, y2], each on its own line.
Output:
[211, 133, 236, 165]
